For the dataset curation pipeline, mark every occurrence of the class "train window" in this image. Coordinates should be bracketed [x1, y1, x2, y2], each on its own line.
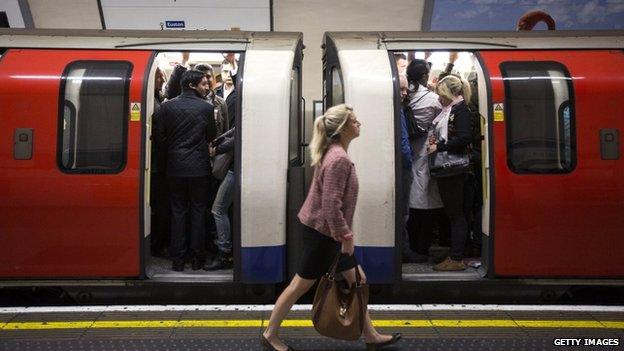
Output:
[500, 61, 576, 173]
[58, 61, 132, 173]
[0, 12, 9, 28]
[331, 67, 344, 105]
[289, 67, 301, 163]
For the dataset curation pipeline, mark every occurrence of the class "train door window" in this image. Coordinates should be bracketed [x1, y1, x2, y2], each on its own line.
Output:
[288, 67, 301, 164]
[0, 12, 8, 28]
[500, 61, 576, 173]
[331, 66, 344, 105]
[58, 61, 132, 173]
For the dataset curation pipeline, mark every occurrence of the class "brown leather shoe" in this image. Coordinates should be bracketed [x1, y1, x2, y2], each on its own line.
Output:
[433, 257, 466, 271]
[366, 333, 402, 350]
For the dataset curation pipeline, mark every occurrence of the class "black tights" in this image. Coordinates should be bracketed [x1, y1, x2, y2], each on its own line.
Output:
[406, 208, 450, 256]
[437, 173, 474, 261]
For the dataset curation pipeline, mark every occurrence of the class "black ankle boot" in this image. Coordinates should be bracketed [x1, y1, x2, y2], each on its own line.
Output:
[191, 256, 205, 270]
[203, 251, 232, 270]
[172, 259, 185, 272]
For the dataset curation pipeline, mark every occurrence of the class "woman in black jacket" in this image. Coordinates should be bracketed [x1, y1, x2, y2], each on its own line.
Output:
[427, 75, 474, 271]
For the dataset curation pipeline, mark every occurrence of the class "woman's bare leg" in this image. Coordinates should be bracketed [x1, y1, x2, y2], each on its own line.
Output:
[263, 274, 316, 350]
[341, 266, 393, 343]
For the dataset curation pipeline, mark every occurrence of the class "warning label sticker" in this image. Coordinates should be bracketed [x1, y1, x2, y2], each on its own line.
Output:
[493, 103, 504, 122]
[130, 102, 141, 121]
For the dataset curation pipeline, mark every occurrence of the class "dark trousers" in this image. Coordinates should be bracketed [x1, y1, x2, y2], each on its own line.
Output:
[150, 172, 171, 253]
[470, 151, 483, 252]
[437, 173, 474, 261]
[401, 169, 413, 254]
[407, 208, 450, 255]
[168, 176, 209, 261]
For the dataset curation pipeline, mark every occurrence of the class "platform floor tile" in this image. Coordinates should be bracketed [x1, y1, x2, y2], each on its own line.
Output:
[1, 337, 623, 351]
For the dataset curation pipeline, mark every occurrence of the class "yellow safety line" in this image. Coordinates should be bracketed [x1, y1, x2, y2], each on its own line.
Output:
[2, 319, 623, 330]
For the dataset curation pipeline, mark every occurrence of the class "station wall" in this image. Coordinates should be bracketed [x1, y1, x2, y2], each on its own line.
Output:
[100, 0, 270, 30]
[28, 0, 101, 29]
[274, 0, 426, 140]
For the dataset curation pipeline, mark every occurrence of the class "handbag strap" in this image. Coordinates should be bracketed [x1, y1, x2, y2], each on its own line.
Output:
[413, 90, 430, 105]
[326, 252, 342, 279]
[326, 252, 363, 286]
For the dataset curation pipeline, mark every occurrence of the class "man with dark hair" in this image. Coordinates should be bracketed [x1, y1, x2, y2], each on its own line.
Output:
[215, 53, 238, 129]
[394, 53, 408, 75]
[195, 63, 229, 136]
[167, 61, 229, 136]
[155, 69, 217, 272]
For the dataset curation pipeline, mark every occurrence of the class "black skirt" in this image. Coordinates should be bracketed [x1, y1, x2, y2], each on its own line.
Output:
[297, 225, 357, 280]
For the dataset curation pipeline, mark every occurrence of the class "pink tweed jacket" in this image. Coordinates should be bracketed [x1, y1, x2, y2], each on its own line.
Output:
[298, 142, 359, 240]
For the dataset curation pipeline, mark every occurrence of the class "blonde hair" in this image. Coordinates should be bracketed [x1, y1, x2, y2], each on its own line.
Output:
[436, 75, 472, 105]
[309, 104, 354, 166]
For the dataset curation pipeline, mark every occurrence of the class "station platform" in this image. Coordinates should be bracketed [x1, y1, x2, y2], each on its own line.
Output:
[0, 304, 622, 350]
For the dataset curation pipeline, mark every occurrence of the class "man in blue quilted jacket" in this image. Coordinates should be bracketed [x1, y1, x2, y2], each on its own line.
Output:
[154, 69, 217, 272]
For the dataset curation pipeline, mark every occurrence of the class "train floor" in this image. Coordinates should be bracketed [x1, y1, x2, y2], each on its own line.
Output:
[402, 245, 483, 281]
[147, 255, 233, 282]
[1, 305, 622, 351]
[144, 245, 483, 283]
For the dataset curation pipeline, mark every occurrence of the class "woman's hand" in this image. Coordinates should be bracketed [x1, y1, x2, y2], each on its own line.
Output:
[427, 143, 438, 154]
[341, 238, 354, 255]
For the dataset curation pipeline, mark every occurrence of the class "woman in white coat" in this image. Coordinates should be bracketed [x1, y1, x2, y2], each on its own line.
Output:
[405, 59, 449, 263]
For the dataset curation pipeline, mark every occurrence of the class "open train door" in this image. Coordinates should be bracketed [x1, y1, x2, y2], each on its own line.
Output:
[320, 33, 397, 284]
[239, 34, 304, 283]
[285, 41, 306, 279]
[0, 49, 152, 278]
[479, 50, 624, 277]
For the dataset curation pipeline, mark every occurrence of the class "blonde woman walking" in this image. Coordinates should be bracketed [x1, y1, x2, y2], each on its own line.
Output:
[261, 104, 402, 351]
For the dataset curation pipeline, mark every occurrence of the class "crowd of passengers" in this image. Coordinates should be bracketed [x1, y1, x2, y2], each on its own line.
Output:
[151, 52, 238, 272]
[396, 52, 483, 271]
[150, 51, 482, 273]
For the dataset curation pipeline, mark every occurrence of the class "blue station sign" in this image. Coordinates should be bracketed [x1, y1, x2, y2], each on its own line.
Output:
[165, 21, 186, 29]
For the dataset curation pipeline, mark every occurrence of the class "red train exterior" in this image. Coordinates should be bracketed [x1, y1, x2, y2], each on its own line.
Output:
[0, 49, 152, 277]
[481, 50, 624, 277]
[0, 30, 622, 299]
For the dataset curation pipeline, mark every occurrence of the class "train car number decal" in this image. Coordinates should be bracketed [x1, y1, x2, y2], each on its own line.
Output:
[130, 102, 141, 121]
[493, 103, 504, 122]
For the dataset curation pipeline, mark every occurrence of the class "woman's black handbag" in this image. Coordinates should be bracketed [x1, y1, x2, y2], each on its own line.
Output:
[428, 151, 470, 178]
[405, 106, 428, 140]
[405, 91, 432, 140]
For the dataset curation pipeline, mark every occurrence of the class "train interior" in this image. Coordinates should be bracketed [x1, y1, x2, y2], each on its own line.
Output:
[144, 51, 241, 282]
[392, 51, 490, 280]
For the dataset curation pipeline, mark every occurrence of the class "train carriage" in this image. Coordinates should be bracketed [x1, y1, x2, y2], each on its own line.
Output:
[0, 29, 305, 288]
[0, 28, 623, 303]
[323, 31, 624, 284]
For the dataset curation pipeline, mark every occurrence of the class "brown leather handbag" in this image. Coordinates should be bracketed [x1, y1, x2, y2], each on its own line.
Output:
[311, 253, 369, 340]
